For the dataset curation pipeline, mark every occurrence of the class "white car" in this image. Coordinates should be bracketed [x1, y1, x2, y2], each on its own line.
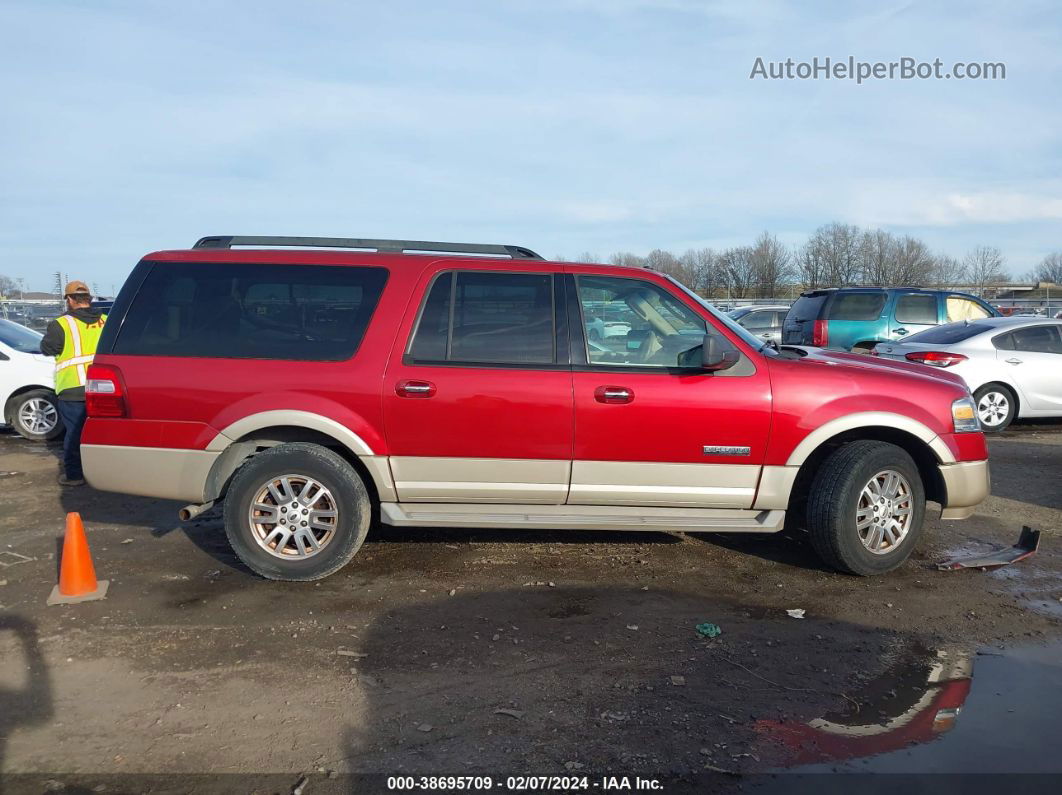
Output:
[0, 318, 62, 441]
[584, 315, 632, 341]
[873, 316, 1062, 432]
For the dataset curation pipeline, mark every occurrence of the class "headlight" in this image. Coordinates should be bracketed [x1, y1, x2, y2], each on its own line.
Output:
[952, 397, 980, 433]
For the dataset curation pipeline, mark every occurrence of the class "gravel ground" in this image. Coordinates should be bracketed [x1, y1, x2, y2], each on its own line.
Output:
[0, 422, 1059, 790]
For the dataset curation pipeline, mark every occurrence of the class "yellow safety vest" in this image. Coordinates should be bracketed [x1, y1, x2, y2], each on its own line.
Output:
[55, 314, 107, 394]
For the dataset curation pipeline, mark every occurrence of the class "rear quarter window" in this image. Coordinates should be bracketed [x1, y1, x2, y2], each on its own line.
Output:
[112, 262, 389, 360]
[827, 293, 887, 321]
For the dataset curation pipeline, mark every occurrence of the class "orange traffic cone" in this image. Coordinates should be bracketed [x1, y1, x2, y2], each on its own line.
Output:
[47, 512, 109, 605]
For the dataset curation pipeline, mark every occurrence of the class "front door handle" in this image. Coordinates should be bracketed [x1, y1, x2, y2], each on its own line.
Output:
[894, 328, 908, 336]
[594, 385, 634, 404]
[396, 379, 436, 398]
[1005, 358, 1023, 365]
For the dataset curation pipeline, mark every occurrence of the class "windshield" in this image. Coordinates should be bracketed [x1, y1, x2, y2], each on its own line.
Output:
[663, 275, 776, 355]
[0, 318, 44, 353]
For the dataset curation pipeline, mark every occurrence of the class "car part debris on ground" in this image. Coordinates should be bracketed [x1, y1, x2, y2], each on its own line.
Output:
[936, 526, 1042, 571]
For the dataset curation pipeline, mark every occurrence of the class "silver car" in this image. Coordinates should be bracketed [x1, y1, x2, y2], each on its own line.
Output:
[727, 305, 791, 345]
[873, 316, 1062, 431]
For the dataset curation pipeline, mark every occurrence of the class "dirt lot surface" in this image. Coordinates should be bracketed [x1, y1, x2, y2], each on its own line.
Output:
[1, 423, 1060, 791]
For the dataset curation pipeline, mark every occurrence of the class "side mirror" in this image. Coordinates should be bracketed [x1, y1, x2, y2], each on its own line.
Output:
[702, 335, 741, 371]
[678, 335, 741, 371]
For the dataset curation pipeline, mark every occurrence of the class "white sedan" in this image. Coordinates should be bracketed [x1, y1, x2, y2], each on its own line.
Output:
[0, 318, 62, 441]
[872, 316, 1062, 432]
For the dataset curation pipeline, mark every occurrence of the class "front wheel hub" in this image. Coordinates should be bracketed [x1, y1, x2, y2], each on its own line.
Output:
[856, 469, 913, 555]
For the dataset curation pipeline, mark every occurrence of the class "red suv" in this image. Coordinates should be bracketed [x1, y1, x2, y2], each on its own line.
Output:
[83, 237, 989, 580]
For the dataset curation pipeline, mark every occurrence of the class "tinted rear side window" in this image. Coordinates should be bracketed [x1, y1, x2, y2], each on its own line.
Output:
[1007, 325, 1062, 354]
[408, 271, 556, 364]
[895, 293, 938, 324]
[827, 293, 887, 321]
[113, 262, 388, 360]
[905, 323, 991, 344]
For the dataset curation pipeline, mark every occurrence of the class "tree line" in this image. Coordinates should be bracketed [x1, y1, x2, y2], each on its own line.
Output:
[564, 223, 1062, 299]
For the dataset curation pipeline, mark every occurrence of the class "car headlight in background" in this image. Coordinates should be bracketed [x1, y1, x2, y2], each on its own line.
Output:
[952, 397, 980, 433]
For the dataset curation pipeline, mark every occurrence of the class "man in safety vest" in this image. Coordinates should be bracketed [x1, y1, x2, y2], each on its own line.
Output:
[40, 281, 107, 486]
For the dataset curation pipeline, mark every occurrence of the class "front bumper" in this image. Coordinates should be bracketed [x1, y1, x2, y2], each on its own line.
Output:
[937, 460, 990, 520]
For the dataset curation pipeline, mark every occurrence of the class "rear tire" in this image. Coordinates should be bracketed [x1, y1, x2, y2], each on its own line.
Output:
[7, 389, 63, 441]
[223, 442, 371, 581]
[806, 440, 926, 576]
[973, 384, 1016, 432]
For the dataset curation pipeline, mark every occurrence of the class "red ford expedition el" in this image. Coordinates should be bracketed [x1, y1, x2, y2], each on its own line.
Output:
[83, 237, 990, 580]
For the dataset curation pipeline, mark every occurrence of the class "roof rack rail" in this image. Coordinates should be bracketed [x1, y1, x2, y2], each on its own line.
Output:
[193, 236, 543, 260]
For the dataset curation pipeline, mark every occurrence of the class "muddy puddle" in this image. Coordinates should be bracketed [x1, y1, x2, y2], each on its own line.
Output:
[758, 641, 1062, 774]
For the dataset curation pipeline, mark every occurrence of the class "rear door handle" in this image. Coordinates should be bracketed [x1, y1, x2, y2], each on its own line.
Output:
[594, 385, 634, 404]
[894, 328, 908, 336]
[1005, 358, 1023, 365]
[396, 379, 436, 398]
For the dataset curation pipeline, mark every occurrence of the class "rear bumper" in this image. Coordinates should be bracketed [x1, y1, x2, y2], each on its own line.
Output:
[83, 444, 219, 503]
[938, 460, 990, 520]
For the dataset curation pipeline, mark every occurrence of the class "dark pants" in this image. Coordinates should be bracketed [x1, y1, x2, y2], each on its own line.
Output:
[57, 399, 87, 479]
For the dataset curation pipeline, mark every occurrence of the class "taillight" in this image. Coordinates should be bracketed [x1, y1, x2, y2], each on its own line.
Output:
[812, 318, 828, 347]
[86, 364, 127, 417]
[905, 351, 968, 368]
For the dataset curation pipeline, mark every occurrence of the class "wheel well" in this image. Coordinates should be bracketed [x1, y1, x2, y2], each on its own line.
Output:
[207, 425, 381, 507]
[850, 341, 881, 353]
[788, 427, 947, 516]
[974, 381, 1020, 414]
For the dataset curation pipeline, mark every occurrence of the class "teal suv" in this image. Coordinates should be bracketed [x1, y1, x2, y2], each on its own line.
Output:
[782, 288, 999, 352]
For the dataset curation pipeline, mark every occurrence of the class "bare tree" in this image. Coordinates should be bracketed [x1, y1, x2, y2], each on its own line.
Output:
[1034, 252, 1062, 284]
[719, 246, 756, 299]
[749, 232, 792, 297]
[932, 255, 967, 288]
[693, 248, 720, 297]
[891, 235, 935, 286]
[0, 274, 17, 298]
[802, 223, 861, 287]
[795, 237, 826, 290]
[574, 251, 599, 264]
[609, 252, 645, 268]
[963, 246, 1007, 297]
[858, 229, 894, 286]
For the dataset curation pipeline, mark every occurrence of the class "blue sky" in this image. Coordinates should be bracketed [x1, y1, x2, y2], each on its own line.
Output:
[1, 0, 1060, 292]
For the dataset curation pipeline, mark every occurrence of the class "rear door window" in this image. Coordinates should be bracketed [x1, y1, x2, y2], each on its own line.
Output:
[1008, 325, 1062, 354]
[895, 293, 939, 324]
[827, 293, 887, 321]
[112, 262, 388, 360]
[408, 271, 556, 365]
[947, 296, 992, 322]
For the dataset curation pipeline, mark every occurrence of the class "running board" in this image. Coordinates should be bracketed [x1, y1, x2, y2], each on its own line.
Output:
[379, 503, 785, 533]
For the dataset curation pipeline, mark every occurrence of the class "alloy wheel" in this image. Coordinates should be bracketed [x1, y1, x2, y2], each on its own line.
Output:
[977, 391, 1009, 427]
[247, 474, 338, 559]
[856, 469, 913, 555]
[17, 397, 58, 435]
